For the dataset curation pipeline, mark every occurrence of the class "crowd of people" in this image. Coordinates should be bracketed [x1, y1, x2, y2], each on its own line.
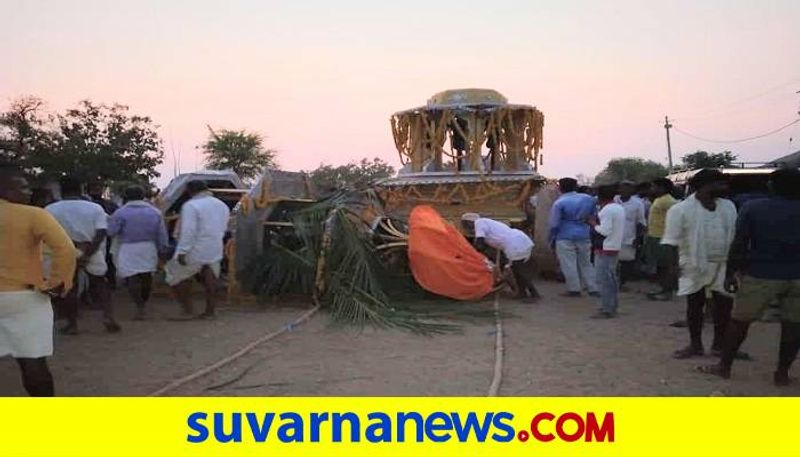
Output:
[546, 169, 800, 386]
[0, 165, 230, 396]
[2, 161, 799, 396]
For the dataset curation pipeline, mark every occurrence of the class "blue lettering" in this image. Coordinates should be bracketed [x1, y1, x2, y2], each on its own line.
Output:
[310, 412, 329, 442]
[365, 413, 392, 443]
[332, 412, 360, 442]
[451, 412, 493, 442]
[424, 412, 453, 443]
[491, 412, 515, 442]
[245, 412, 275, 442]
[396, 412, 424, 443]
[213, 413, 242, 443]
[186, 412, 208, 443]
[277, 413, 304, 442]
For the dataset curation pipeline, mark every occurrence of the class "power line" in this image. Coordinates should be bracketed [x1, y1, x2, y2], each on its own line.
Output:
[672, 117, 800, 144]
[672, 77, 800, 122]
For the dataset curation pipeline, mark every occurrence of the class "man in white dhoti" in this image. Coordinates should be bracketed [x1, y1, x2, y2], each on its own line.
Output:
[165, 180, 230, 319]
[108, 186, 169, 320]
[661, 169, 748, 360]
[47, 178, 120, 334]
[0, 166, 76, 396]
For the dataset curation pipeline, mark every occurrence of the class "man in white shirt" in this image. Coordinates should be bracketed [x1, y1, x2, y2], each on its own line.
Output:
[46, 178, 119, 334]
[587, 185, 626, 318]
[461, 213, 540, 302]
[614, 181, 647, 285]
[165, 180, 230, 319]
[661, 169, 747, 360]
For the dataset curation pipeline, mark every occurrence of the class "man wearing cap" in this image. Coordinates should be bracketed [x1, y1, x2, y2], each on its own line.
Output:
[462, 213, 540, 302]
[661, 169, 746, 359]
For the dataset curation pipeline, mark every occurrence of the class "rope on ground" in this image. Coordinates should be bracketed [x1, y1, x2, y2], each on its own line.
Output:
[487, 291, 504, 396]
[148, 302, 321, 396]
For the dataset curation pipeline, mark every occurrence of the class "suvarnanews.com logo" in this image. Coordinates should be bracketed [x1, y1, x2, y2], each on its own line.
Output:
[186, 410, 615, 445]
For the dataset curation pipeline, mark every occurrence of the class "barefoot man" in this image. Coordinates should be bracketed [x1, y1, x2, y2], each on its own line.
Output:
[46, 177, 119, 334]
[108, 185, 169, 320]
[461, 213, 540, 302]
[701, 169, 800, 385]
[165, 180, 230, 319]
[661, 169, 743, 359]
[0, 165, 76, 396]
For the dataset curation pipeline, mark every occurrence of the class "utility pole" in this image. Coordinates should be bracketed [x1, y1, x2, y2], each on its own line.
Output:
[664, 116, 673, 170]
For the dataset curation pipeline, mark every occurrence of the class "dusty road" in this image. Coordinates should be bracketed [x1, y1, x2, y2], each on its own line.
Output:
[0, 281, 797, 396]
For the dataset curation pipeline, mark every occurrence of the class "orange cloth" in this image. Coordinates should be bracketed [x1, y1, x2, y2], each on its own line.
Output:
[408, 205, 494, 300]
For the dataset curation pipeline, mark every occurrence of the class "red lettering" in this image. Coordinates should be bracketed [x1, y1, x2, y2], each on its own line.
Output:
[555, 412, 585, 442]
[531, 412, 614, 443]
[585, 412, 615, 442]
[530, 412, 555, 442]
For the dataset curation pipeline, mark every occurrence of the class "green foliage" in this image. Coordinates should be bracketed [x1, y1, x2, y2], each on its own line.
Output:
[594, 158, 669, 185]
[680, 150, 738, 169]
[309, 158, 395, 191]
[241, 190, 453, 334]
[0, 97, 57, 172]
[1, 98, 163, 184]
[201, 127, 278, 182]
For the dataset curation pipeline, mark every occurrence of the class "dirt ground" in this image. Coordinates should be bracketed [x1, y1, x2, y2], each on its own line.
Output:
[1, 280, 798, 396]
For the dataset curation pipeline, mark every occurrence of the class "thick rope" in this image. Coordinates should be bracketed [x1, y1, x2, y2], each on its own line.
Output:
[148, 303, 320, 396]
[487, 291, 504, 397]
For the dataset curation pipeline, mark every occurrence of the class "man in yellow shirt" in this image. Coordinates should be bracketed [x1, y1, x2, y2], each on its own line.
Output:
[646, 178, 678, 301]
[0, 165, 76, 396]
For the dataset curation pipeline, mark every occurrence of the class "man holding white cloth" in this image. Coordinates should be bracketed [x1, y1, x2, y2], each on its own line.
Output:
[165, 180, 230, 319]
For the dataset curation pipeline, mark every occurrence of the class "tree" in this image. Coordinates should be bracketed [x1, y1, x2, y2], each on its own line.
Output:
[0, 96, 57, 171]
[309, 158, 395, 191]
[201, 127, 278, 182]
[680, 150, 738, 169]
[30, 100, 163, 183]
[594, 158, 669, 185]
[575, 173, 594, 187]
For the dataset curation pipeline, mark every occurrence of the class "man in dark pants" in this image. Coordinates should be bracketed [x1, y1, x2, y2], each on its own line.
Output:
[462, 213, 540, 302]
[661, 169, 747, 359]
[700, 169, 800, 385]
[614, 181, 647, 286]
[88, 182, 118, 288]
[646, 178, 678, 301]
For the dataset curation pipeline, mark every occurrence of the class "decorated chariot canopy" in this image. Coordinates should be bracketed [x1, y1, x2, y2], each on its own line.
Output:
[390, 88, 545, 174]
[380, 89, 545, 224]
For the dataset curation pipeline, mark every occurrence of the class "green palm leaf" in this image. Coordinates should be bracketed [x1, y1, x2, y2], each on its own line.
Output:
[243, 190, 459, 334]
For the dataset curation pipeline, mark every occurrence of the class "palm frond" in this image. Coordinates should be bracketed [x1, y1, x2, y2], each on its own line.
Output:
[243, 189, 460, 333]
[240, 242, 315, 297]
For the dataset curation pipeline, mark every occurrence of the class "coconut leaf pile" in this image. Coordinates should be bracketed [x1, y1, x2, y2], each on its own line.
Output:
[240, 190, 458, 333]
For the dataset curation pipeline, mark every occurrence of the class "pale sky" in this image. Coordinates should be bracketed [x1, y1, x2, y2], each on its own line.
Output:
[3, 0, 799, 187]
